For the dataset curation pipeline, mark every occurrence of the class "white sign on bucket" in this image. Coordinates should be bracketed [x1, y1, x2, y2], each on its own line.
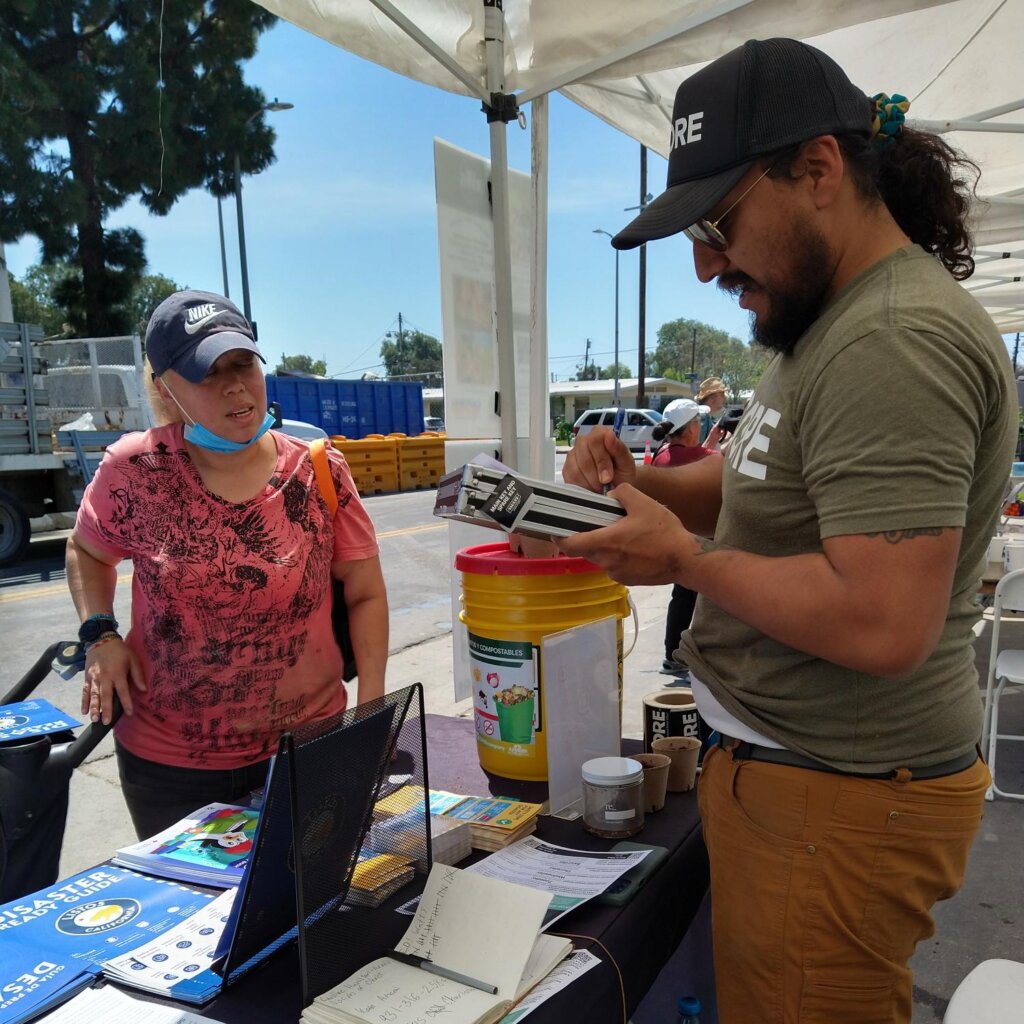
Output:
[1004, 540, 1024, 573]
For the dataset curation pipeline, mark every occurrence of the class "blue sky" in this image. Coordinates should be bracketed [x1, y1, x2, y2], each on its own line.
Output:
[6, 18, 1016, 379]
[5, 18, 751, 381]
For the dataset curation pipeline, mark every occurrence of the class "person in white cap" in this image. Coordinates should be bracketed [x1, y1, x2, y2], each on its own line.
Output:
[559, 36, 1016, 1024]
[650, 400, 722, 675]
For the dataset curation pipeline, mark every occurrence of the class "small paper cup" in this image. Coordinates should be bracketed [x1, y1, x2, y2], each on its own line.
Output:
[651, 736, 702, 792]
[634, 752, 671, 813]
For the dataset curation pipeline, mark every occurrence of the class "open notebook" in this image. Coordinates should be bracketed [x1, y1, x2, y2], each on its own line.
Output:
[300, 864, 572, 1024]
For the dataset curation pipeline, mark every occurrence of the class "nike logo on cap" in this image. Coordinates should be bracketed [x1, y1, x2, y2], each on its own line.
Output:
[183, 304, 232, 335]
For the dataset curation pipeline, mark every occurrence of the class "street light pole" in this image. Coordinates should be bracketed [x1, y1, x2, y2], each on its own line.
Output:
[233, 99, 294, 330]
[216, 197, 230, 298]
[593, 229, 621, 406]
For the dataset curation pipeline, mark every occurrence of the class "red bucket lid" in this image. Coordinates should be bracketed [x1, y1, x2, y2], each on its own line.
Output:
[455, 541, 604, 576]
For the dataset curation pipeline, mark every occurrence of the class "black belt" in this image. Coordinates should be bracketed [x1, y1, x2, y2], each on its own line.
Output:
[716, 734, 979, 781]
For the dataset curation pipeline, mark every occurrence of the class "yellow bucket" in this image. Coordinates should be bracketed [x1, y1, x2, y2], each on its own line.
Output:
[456, 542, 631, 781]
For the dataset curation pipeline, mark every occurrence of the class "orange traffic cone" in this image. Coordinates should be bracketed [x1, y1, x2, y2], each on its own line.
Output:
[643, 440, 653, 465]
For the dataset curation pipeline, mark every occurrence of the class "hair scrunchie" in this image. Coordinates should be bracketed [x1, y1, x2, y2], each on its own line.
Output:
[871, 93, 910, 148]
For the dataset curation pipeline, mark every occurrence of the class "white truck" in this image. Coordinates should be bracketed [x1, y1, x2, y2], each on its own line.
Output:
[0, 321, 151, 566]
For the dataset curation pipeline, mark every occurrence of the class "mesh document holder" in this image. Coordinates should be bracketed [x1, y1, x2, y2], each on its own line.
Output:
[214, 684, 430, 1007]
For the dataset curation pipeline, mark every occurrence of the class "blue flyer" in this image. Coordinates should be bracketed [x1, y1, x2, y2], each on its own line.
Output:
[0, 865, 215, 1024]
[0, 699, 81, 743]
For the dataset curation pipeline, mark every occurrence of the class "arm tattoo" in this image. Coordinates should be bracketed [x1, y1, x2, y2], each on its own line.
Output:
[865, 527, 946, 545]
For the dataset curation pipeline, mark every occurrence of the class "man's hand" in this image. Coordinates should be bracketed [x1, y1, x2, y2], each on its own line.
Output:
[558, 484, 701, 586]
[564, 427, 637, 493]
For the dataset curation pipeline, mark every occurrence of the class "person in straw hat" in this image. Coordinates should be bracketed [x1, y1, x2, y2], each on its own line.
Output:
[559, 36, 1016, 1024]
[695, 375, 728, 444]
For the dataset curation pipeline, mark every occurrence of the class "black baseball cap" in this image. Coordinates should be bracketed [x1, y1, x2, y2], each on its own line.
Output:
[612, 38, 873, 250]
[146, 289, 265, 383]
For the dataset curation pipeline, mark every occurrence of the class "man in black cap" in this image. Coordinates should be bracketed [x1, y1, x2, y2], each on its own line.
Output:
[562, 37, 1016, 1024]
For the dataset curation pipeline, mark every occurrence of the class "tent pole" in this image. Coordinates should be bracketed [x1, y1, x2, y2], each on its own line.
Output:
[484, 0, 519, 469]
[529, 93, 550, 478]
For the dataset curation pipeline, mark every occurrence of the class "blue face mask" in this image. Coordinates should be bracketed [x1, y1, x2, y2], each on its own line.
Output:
[183, 411, 275, 453]
[161, 380, 275, 453]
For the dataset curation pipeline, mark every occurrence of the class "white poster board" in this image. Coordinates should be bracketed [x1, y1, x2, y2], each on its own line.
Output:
[541, 617, 621, 818]
[434, 138, 532, 441]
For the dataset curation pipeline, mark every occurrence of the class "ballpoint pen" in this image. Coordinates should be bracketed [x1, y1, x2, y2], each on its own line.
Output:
[604, 406, 626, 493]
[612, 406, 625, 439]
[386, 949, 499, 995]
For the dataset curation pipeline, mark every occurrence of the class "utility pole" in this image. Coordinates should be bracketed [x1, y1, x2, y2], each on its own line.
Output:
[690, 327, 697, 373]
[1013, 331, 1020, 376]
[398, 311, 404, 345]
[583, 337, 591, 379]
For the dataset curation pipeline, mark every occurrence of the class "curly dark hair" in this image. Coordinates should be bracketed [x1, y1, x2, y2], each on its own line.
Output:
[769, 128, 981, 281]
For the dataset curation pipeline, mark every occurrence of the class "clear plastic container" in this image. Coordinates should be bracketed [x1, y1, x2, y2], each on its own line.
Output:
[581, 756, 645, 838]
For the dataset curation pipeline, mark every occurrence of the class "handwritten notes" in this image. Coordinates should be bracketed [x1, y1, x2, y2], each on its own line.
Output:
[300, 865, 564, 1024]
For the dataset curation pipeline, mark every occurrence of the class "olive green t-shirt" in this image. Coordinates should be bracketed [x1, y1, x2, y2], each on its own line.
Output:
[680, 245, 1018, 771]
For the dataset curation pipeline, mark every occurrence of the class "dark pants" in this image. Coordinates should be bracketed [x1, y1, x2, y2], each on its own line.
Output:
[664, 584, 698, 661]
[115, 740, 271, 839]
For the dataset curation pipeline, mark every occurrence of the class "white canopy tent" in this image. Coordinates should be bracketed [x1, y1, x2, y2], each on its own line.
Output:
[256, 0, 1024, 468]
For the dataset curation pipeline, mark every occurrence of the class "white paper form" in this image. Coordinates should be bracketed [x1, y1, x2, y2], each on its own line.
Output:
[499, 950, 601, 1023]
[38, 983, 224, 1023]
[466, 836, 649, 928]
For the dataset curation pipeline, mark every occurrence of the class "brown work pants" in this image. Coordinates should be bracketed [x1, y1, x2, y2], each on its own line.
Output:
[697, 744, 989, 1023]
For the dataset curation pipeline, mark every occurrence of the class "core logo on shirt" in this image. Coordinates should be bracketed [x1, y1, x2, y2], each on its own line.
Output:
[670, 110, 704, 149]
[54, 898, 142, 935]
[726, 398, 780, 480]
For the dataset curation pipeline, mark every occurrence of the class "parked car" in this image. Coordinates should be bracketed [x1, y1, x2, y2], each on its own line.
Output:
[278, 418, 328, 441]
[571, 407, 664, 452]
[423, 416, 446, 432]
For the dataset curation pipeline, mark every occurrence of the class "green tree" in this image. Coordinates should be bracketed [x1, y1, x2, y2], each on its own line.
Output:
[274, 353, 327, 377]
[129, 274, 182, 338]
[10, 263, 75, 336]
[649, 318, 742, 379]
[11, 262, 182, 338]
[599, 361, 632, 380]
[574, 362, 598, 381]
[380, 329, 443, 387]
[0, 1, 277, 336]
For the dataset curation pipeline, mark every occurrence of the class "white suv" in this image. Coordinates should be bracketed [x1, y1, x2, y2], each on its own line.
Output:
[571, 407, 665, 452]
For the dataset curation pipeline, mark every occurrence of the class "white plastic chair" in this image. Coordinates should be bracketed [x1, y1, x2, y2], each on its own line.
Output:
[982, 567, 1024, 801]
[944, 958, 1024, 1022]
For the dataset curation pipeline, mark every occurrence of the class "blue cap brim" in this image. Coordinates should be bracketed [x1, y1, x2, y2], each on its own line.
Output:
[171, 332, 265, 383]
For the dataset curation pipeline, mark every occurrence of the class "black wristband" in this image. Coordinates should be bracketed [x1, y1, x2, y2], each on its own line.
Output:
[79, 614, 120, 644]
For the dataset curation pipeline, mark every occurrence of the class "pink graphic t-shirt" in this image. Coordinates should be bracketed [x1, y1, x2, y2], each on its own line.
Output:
[74, 425, 379, 769]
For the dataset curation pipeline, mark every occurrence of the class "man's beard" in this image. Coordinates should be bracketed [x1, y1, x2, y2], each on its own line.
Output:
[719, 219, 836, 356]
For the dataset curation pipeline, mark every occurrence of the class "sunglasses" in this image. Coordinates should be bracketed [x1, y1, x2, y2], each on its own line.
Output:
[683, 162, 775, 251]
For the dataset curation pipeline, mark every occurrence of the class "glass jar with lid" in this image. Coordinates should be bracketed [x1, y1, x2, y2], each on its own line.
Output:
[581, 756, 645, 838]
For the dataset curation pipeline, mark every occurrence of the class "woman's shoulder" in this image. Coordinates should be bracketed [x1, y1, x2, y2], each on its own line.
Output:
[104, 423, 182, 459]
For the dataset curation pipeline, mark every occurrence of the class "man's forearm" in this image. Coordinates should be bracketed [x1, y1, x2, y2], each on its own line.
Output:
[684, 530, 958, 678]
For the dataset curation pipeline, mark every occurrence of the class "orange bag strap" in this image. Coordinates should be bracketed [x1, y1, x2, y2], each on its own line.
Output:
[310, 438, 338, 518]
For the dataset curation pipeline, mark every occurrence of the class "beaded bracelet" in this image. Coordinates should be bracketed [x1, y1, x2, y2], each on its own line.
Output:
[84, 631, 122, 653]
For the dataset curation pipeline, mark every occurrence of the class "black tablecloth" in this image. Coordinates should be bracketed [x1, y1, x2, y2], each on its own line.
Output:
[189, 715, 708, 1024]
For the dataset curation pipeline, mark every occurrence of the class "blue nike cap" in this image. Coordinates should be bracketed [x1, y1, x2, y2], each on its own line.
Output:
[146, 289, 265, 383]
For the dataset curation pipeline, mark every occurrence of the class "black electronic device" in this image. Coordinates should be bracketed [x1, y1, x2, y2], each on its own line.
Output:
[595, 841, 669, 906]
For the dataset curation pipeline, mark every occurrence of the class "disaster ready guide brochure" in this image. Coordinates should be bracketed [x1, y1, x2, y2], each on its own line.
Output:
[0, 866, 217, 1024]
[300, 863, 572, 1024]
[0, 698, 80, 742]
[111, 802, 259, 887]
